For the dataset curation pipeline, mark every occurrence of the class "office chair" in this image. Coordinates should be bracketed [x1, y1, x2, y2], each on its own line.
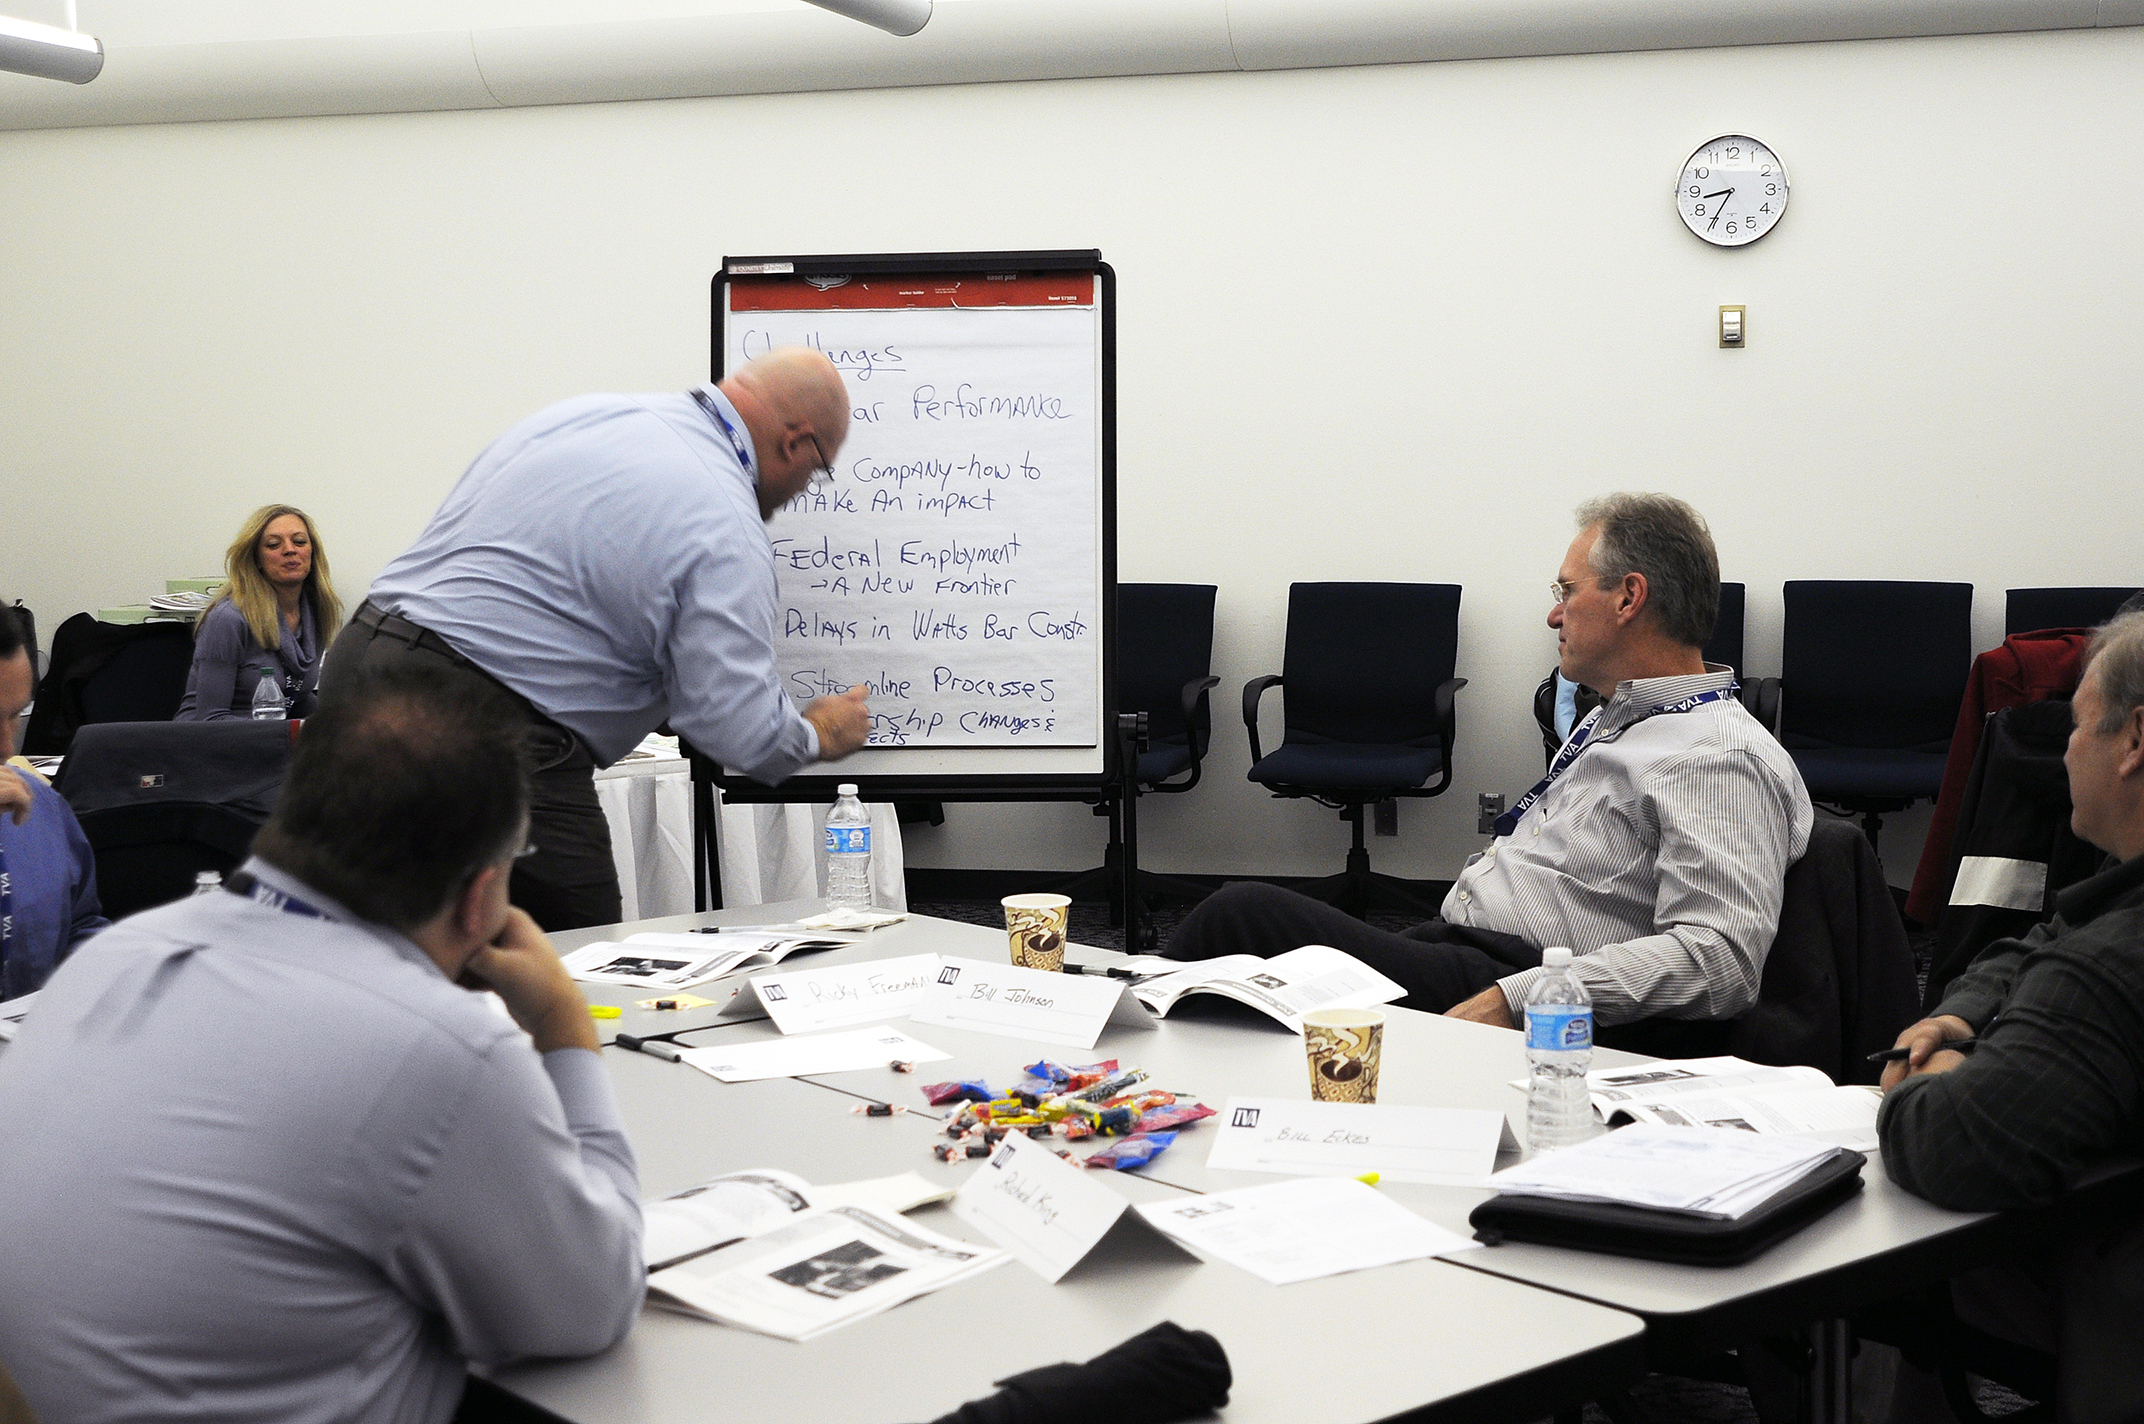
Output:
[1532, 582, 1750, 766]
[2004, 585, 2141, 635]
[1243, 582, 1465, 919]
[1056, 584, 1221, 952]
[1765, 581, 1972, 855]
[55, 720, 293, 918]
[23, 614, 194, 755]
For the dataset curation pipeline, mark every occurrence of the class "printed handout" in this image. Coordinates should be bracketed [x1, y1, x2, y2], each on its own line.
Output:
[561, 930, 851, 991]
[1131, 945, 1405, 1032]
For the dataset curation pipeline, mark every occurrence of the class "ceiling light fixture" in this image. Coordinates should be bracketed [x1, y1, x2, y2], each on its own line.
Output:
[802, 0, 932, 38]
[0, 4, 103, 84]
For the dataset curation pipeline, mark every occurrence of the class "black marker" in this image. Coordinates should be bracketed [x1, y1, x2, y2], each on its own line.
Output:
[616, 1032, 683, 1063]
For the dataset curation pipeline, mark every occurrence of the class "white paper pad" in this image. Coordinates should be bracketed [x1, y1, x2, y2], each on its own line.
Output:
[731, 955, 941, 1034]
[950, 1132, 1137, 1282]
[1135, 1178, 1478, 1285]
[679, 1026, 952, 1083]
[1205, 1097, 1512, 1185]
[1484, 1122, 1837, 1217]
[908, 956, 1157, 1049]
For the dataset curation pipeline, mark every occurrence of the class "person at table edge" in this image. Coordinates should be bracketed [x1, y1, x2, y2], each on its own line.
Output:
[0, 662, 643, 1423]
[176, 503, 344, 721]
[1876, 607, 2144, 1424]
[0, 601, 108, 1000]
[1164, 492, 1814, 1033]
[326, 346, 872, 930]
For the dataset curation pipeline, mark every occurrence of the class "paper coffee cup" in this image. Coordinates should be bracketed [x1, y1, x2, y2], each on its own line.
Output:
[1001, 893, 1071, 972]
[1303, 1007, 1385, 1104]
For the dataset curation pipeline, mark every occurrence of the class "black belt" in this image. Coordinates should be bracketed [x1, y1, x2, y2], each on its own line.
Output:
[350, 601, 581, 758]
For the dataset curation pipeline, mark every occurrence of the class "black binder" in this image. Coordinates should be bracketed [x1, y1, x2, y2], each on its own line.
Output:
[1467, 1147, 1867, 1266]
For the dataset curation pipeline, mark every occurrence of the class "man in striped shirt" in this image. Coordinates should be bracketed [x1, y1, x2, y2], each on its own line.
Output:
[1164, 493, 1813, 1032]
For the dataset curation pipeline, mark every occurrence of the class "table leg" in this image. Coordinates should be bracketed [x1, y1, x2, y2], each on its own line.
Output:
[1804, 1318, 1853, 1424]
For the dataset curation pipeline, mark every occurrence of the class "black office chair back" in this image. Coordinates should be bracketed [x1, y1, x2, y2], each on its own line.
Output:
[56, 721, 291, 918]
[2004, 586, 2141, 636]
[1281, 582, 1461, 748]
[1702, 581, 1746, 676]
[1118, 583, 1216, 750]
[24, 615, 194, 754]
[1781, 581, 1972, 751]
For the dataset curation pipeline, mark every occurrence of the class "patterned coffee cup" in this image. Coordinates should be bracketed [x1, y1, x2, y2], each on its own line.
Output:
[1303, 1007, 1385, 1104]
[1000, 893, 1070, 972]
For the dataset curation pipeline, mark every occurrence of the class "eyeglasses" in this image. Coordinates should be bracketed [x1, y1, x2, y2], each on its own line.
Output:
[1549, 579, 1582, 605]
[806, 433, 836, 491]
[514, 843, 540, 861]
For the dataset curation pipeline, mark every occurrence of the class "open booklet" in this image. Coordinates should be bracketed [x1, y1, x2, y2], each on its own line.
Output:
[1130, 945, 1405, 1032]
[642, 1169, 1000, 1341]
[561, 930, 853, 991]
[1583, 1057, 1881, 1152]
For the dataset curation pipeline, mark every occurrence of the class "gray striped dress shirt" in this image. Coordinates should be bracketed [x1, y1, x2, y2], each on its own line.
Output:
[1444, 668, 1814, 1024]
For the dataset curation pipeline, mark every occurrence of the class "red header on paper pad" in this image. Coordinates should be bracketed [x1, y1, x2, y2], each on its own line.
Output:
[730, 273, 1094, 311]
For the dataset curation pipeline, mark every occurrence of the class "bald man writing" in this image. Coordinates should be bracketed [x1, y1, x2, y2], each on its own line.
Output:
[328, 348, 871, 929]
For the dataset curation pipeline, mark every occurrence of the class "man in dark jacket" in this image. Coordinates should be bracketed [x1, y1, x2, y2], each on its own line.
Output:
[1877, 608, 2144, 1424]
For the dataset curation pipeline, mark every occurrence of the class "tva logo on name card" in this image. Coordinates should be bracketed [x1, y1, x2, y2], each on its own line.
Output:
[1205, 1097, 1517, 1186]
[949, 1131, 1146, 1282]
[722, 955, 943, 1035]
[909, 957, 1157, 1050]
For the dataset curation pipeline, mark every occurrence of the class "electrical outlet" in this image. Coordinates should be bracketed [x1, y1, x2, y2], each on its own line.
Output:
[1477, 792, 1505, 835]
[1373, 797, 1398, 837]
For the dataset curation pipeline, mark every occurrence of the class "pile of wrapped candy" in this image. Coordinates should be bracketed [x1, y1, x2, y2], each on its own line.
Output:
[920, 1059, 1215, 1170]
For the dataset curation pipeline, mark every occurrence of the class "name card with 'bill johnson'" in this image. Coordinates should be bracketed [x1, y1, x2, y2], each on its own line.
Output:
[908, 957, 1158, 1049]
[949, 1131, 1142, 1282]
[723, 955, 943, 1034]
[1205, 1097, 1516, 1186]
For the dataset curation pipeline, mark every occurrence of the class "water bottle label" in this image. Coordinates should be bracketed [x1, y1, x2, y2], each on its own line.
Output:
[825, 826, 870, 855]
[1525, 1005, 1592, 1052]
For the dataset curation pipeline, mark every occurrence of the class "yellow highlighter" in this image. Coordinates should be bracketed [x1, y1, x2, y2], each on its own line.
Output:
[1355, 1172, 1381, 1187]
[588, 1004, 623, 1020]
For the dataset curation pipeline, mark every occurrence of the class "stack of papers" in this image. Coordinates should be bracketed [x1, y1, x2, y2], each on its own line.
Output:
[1134, 1177, 1478, 1284]
[147, 590, 213, 616]
[1132, 945, 1406, 1031]
[1484, 1123, 1840, 1219]
[561, 931, 852, 990]
[1584, 1057, 1882, 1152]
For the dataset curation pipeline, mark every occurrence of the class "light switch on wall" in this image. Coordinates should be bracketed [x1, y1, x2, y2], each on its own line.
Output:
[1719, 305, 1746, 348]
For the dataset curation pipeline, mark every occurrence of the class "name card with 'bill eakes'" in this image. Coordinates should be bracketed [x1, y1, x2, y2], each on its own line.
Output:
[908, 957, 1158, 1049]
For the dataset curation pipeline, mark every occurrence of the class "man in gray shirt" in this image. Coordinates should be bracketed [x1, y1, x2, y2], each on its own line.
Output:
[1165, 493, 1813, 1033]
[335, 347, 872, 929]
[0, 663, 644, 1424]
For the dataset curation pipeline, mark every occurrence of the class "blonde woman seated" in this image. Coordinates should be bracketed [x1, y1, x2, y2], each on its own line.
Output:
[177, 505, 344, 721]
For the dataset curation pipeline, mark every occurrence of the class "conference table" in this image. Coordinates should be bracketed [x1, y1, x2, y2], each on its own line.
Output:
[506, 903, 2017, 1424]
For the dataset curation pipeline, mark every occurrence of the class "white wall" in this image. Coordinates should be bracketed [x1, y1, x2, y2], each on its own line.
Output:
[3, 25, 2138, 886]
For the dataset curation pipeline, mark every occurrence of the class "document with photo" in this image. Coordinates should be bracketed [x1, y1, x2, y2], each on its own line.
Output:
[1582, 1057, 1881, 1152]
[1130, 945, 1405, 1032]
[643, 1169, 953, 1272]
[647, 1204, 1007, 1340]
[561, 930, 851, 991]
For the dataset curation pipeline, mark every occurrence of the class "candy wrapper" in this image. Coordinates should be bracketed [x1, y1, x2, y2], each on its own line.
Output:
[1080, 1130, 1177, 1171]
[920, 1079, 993, 1106]
[1133, 1102, 1215, 1134]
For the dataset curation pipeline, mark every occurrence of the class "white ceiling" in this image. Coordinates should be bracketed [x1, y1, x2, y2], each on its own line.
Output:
[11, 0, 816, 44]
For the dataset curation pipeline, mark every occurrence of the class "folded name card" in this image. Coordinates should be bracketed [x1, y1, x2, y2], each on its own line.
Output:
[1205, 1097, 1515, 1186]
[908, 957, 1158, 1050]
[950, 1131, 1143, 1283]
[723, 955, 942, 1035]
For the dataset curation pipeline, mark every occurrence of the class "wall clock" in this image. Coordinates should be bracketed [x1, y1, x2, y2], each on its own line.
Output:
[1676, 135, 1788, 247]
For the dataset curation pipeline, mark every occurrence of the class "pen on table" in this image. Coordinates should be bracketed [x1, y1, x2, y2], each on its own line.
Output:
[615, 1032, 683, 1062]
[1866, 1038, 1978, 1064]
[1064, 962, 1149, 980]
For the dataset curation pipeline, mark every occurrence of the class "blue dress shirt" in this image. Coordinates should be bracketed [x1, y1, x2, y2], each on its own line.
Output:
[0, 771, 108, 1000]
[365, 386, 819, 777]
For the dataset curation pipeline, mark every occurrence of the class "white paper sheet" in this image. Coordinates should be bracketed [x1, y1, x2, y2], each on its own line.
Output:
[907, 956, 1157, 1049]
[1135, 1178, 1479, 1285]
[678, 1026, 952, 1083]
[732, 954, 942, 1034]
[1483, 1123, 1837, 1217]
[1205, 1097, 1512, 1186]
[950, 1131, 1135, 1282]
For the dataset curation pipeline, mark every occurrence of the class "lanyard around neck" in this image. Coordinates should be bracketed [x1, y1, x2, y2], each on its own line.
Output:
[224, 870, 334, 922]
[1493, 683, 1739, 838]
[690, 389, 754, 475]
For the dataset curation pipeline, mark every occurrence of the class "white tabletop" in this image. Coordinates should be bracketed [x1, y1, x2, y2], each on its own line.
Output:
[494, 908, 1651, 1424]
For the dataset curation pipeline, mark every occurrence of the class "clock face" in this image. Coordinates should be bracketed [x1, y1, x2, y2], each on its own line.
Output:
[1676, 135, 1788, 248]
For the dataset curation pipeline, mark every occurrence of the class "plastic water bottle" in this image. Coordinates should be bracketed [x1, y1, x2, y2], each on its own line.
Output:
[190, 870, 223, 896]
[824, 783, 873, 912]
[1525, 947, 1595, 1152]
[250, 666, 286, 721]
